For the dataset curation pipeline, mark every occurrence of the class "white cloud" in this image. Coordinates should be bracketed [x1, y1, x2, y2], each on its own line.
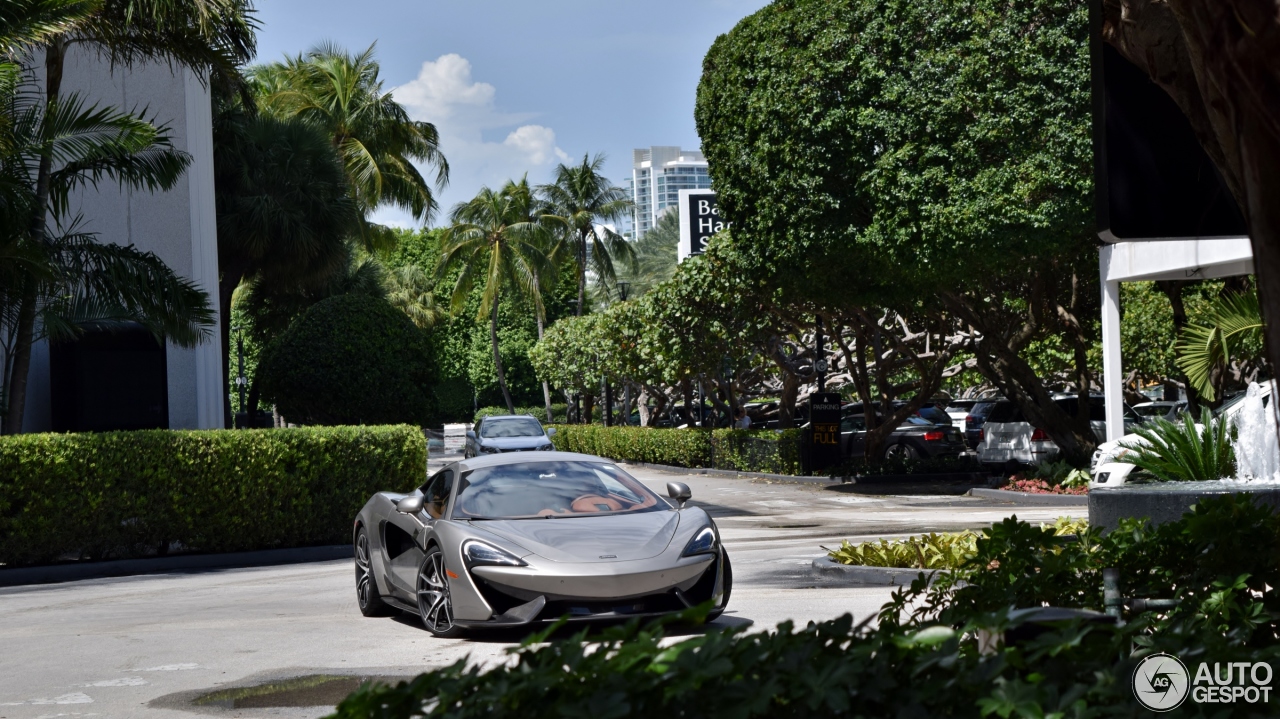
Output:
[391, 54, 570, 219]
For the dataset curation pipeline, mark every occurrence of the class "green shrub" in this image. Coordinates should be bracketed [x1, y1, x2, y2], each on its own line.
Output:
[0, 425, 426, 566]
[709, 428, 803, 475]
[257, 294, 436, 426]
[1118, 408, 1236, 481]
[827, 517, 1087, 570]
[547, 425, 803, 474]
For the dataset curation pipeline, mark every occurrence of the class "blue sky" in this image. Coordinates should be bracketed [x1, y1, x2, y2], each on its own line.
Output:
[253, 0, 772, 228]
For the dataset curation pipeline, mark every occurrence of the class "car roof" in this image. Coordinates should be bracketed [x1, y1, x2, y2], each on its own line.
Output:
[452, 450, 610, 471]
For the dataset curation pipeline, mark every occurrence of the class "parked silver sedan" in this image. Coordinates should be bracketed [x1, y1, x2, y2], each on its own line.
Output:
[352, 452, 732, 637]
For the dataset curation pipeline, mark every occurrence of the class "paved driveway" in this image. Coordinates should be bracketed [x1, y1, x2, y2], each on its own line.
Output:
[0, 465, 1081, 718]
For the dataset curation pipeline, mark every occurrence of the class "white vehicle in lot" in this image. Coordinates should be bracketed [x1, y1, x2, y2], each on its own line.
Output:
[978, 396, 1109, 470]
[1090, 383, 1270, 488]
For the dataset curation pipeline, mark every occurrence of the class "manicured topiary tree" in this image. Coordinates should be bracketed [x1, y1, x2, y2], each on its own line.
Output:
[257, 293, 436, 425]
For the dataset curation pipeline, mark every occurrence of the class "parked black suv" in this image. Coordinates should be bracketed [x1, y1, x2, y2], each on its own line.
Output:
[839, 405, 967, 460]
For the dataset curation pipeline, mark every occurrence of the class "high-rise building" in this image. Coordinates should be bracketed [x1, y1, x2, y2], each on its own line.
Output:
[626, 146, 711, 239]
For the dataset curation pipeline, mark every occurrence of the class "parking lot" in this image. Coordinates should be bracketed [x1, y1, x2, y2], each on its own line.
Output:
[0, 467, 1082, 719]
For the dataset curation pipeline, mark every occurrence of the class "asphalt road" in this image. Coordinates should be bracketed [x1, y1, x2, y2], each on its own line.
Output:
[0, 463, 1082, 719]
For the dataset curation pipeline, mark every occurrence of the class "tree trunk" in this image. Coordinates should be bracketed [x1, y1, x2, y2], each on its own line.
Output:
[5, 40, 68, 435]
[536, 312, 553, 421]
[489, 298, 515, 413]
[680, 377, 695, 427]
[637, 388, 652, 427]
[778, 372, 799, 428]
[582, 392, 595, 424]
[576, 231, 587, 316]
[3, 280, 38, 434]
[1156, 280, 1207, 411]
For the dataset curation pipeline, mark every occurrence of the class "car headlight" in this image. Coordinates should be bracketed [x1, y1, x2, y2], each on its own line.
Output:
[462, 540, 526, 567]
[479, 445, 500, 454]
[537, 443, 554, 451]
[682, 526, 718, 557]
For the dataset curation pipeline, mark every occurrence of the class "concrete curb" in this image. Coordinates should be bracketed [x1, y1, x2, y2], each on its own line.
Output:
[616, 461, 837, 485]
[966, 487, 1089, 506]
[810, 556, 949, 586]
[0, 545, 351, 588]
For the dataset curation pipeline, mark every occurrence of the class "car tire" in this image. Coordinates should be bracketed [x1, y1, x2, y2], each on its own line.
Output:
[417, 546, 466, 638]
[354, 527, 393, 617]
[706, 551, 733, 623]
[883, 443, 917, 461]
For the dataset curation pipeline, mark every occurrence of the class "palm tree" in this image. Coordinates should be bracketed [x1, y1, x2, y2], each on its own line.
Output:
[1, 0, 255, 433]
[1176, 291, 1264, 402]
[255, 43, 449, 250]
[611, 206, 679, 298]
[213, 108, 360, 426]
[384, 264, 447, 330]
[438, 179, 558, 413]
[539, 153, 634, 315]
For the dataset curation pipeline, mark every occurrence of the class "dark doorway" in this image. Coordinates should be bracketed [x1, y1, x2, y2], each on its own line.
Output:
[50, 325, 169, 432]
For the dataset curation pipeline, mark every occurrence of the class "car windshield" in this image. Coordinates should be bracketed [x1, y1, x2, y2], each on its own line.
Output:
[1133, 404, 1171, 417]
[452, 461, 665, 520]
[480, 418, 544, 438]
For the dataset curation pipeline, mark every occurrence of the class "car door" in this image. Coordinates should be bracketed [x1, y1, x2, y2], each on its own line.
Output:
[385, 468, 453, 596]
[840, 414, 867, 458]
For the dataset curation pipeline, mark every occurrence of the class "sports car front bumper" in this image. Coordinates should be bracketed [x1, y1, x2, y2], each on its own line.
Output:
[452, 553, 719, 627]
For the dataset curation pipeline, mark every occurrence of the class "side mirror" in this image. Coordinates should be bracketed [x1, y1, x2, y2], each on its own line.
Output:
[546, 427, 556, 437]
[396, 495, 424, 514]
[666, 482, 692, 508]
[466, 430, 476, 439]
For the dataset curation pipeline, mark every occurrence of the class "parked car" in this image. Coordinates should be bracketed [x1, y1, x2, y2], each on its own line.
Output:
[914, 404, 953, 427]
[963, 400, 999, 449]
[840, 406, 967, 461]
[944, 398, 985, 431]
[465, 415, 556, 458]
[978, 396, 1129, 469]
[1131, 400, 1187, 423]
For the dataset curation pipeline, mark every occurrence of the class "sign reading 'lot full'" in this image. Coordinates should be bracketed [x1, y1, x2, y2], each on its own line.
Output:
[677, 189, 730, 262]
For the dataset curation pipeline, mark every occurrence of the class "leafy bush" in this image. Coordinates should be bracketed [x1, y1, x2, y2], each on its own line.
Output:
[827, 531, 977, 570]
[257, 294, 436, 426]
[332, 497, 1280, 719]
[0, 425, 426, 566]
[827, 518, 1086, 570]
[474, 405, 568, 425]
[548, 425, 803, 474]
[1119, 408, 1236, 481]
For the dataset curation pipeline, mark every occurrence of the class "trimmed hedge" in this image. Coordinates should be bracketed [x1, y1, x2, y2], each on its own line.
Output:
[0, 425, 426, 567]
[548, 425, 803, 475]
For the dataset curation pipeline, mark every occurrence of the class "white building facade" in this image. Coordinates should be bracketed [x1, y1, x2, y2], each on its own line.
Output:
[20, 49, 224, 432]
[626, 146, 711, 239]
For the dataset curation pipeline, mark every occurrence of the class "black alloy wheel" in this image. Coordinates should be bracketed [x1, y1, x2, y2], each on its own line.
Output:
[417, 546, 464, 637]
[883, 443, 918, 461]
[355, 527, 392, 617]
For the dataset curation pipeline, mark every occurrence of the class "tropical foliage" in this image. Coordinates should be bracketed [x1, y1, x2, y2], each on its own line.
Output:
[1118, 408, 1237, 481]
[1176, 290, 1265, 402]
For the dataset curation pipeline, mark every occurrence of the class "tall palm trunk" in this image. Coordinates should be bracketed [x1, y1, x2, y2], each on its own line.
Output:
[536, 311, 553, 421]
[218, 274, 241, 429]
[575, 228, 587, 316]
[490, 295, 514, 413]
[5, 40, 67, 434]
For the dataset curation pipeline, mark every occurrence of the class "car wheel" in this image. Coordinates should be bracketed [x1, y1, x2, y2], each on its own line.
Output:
[883, 443, 917, 461]
[417, 546, 465, 638]
[706, 551, 733, 623]
[354, 527, 392, 617]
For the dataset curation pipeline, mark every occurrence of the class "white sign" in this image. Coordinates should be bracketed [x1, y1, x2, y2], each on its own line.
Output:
[443, 423, 469, 453]
[677, 189, 729, 262]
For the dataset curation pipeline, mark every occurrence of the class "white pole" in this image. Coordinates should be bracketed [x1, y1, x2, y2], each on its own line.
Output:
[1100, 245, 1124, 441]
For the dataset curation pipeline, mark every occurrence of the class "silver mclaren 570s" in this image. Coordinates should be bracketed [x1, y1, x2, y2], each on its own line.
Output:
[352, 451, 732, 637]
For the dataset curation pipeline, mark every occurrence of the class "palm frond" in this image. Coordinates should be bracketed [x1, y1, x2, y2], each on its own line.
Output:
[1175, 291, 1263, 401]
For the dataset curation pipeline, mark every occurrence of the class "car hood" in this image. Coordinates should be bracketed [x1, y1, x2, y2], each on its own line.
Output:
[470, 510, 682, 563]
[478, 436, 549, 449]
